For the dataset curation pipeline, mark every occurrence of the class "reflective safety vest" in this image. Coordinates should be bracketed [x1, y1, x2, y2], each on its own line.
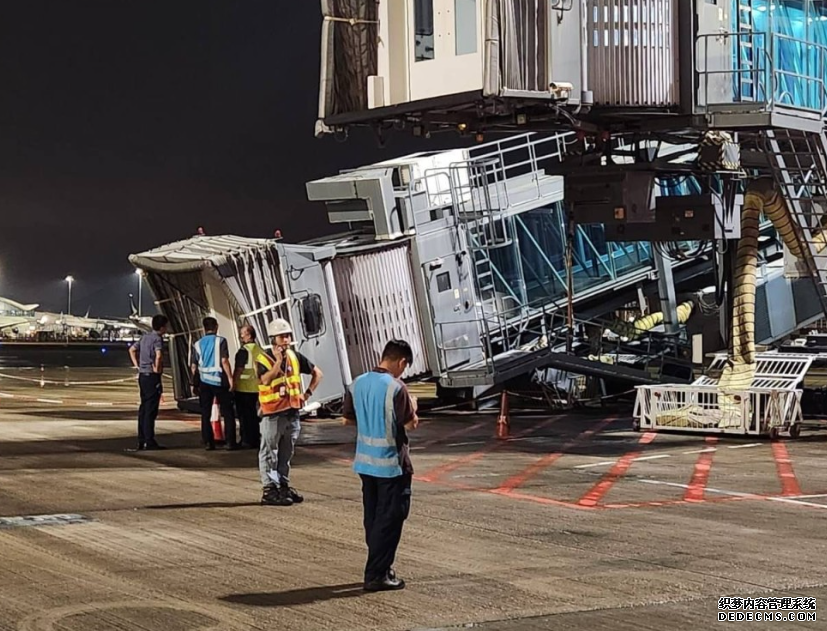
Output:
[236, 342, 265, 393]
[195, 334, 225, 386]
[351, 371, 403, 479]
[257, 349, 303, 415]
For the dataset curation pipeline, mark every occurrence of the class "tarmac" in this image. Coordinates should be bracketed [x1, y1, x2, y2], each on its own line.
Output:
[0, 368, 825, 630]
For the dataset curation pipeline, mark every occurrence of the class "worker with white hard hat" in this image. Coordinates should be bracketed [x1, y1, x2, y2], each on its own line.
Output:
[256, 317, 323, 506]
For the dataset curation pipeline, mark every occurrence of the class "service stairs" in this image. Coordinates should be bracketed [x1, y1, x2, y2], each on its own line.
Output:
[764, 128, 827, 319]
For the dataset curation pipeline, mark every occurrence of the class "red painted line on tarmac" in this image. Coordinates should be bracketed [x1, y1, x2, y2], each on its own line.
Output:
[493, 417, 616, 494]
[770, 441, 802, 497]
[684, 436, 718, 502]
[576, 431, 657, 507]
[416, 416, 563, 483]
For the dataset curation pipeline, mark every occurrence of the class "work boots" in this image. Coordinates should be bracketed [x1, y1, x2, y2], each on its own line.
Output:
[260, 484, 303, 506]
[285, 485, 304, 504]
[260, 485, 292, 506]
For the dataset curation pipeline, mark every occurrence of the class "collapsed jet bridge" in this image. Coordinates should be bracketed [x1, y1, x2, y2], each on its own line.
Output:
[131, 133, 720, 408]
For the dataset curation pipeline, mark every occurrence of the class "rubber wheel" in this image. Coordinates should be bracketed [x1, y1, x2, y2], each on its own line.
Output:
[769, 427, 780, 441]
[789, 424, 801, 439]
[632, 420, 641, 432]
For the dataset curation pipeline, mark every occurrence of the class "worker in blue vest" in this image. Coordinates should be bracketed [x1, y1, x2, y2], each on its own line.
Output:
[343, 339, 419, 592]
[191, 316, 238, 450]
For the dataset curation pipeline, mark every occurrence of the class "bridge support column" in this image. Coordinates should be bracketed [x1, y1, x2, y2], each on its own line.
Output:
[654, 252, 678, 335]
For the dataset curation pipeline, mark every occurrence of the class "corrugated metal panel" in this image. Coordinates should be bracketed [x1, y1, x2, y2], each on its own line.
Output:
[587, 0, 679, 107]
[332, 244, 430, 379]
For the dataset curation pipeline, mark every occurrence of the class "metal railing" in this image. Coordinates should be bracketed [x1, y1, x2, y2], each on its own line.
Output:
[696, 29, 827, 117]
[635, 384, 803, 436]
[412, 132, 575, 216]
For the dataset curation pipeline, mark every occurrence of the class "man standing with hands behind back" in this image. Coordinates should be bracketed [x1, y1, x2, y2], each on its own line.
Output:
[343, 339, 419, 592]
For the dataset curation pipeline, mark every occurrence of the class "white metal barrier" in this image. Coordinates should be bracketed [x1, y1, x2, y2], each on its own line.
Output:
[633, 353, 812, 438]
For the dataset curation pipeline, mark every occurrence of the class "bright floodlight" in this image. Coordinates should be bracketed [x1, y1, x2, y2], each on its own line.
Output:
[135, 268, 144, 277]
[65, 275, 74, 283]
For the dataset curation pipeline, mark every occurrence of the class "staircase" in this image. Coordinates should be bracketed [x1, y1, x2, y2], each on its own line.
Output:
[449, 157, 516, 354]
[763, 128, 827, 318]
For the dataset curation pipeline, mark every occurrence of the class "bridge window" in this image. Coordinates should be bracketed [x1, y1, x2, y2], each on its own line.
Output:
[455, 0, 477, 55]
[415, 0, 435, 61]
[301, 294, 325, 338]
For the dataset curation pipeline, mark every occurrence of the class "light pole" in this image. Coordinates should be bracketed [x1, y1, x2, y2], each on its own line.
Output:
[135, 269, 144, 317]
[64, 275, 74, 316]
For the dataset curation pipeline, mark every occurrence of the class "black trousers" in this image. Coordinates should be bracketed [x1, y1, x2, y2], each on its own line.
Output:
[360, 473, 412, 583]
[137, 373, 162, 446]
[198, 382, 237, 446]
[234, 391, 260, 447]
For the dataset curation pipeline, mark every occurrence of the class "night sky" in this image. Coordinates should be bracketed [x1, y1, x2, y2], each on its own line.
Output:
[0, 1, 460, 317]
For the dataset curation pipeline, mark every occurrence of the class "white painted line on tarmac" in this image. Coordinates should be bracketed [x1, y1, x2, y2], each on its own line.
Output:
[641, 480, 827, 509]
[447, 441, 486, 448]
[788, 494, 827, 499]
[36, 398, 63, 404]
[683, 448, 717, 454]
[453, 472, 503, 479]
[0, 392, 15, 398]
[85, 402, 114, 407]
[574, 461, 616, 469]
[633, 454, 671, 462]
[766, 497, 827, 510]
[727, 443, 762, 449]
[640, 479, 753, 498]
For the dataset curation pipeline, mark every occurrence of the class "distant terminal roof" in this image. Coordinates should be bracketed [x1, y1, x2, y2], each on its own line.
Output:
[0, 296, 39, 312]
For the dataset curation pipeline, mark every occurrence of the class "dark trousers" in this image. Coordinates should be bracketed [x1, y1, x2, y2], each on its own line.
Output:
[360, 473, 412, 583]
[198, 382, 237, 446]
[235, 391, 260, 447]
[137, 373, 162, 446]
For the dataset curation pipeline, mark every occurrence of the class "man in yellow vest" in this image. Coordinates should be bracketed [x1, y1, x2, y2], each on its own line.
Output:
[257, 317, 323, 506]
[232, 324, 264, 449]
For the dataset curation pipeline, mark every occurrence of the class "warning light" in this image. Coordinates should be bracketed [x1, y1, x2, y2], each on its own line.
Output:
[197, 226, 205, 235]
[101, 347, 107, 354]
[274, 230, 283, 240]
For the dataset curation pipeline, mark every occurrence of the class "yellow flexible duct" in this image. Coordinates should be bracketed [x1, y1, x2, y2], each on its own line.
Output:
[719, 179, 808, 393]
[610, 300, 694, 341]
[715, 178, 820, 427]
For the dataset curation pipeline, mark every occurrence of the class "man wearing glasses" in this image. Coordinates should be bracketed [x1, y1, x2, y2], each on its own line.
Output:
[256, 317, 323, 506]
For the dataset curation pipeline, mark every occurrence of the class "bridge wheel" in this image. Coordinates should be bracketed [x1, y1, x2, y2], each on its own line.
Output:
[632, 419, 641, 432]
[789, 423, 801, 439]
[769, 426, 780, 441]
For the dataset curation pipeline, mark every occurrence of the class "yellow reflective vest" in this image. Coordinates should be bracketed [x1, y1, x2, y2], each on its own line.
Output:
[236, 342, 265, 394]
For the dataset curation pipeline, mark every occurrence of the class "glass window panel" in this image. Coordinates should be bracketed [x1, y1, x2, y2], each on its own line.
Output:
[415, 0, 435, 61]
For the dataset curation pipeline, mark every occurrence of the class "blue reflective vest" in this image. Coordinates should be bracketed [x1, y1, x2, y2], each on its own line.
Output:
[195, 334, 225, 386]
[351, 371, 403, 478]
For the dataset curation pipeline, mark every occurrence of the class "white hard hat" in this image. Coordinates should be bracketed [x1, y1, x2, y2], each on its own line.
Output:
[267, 318, 293, 337]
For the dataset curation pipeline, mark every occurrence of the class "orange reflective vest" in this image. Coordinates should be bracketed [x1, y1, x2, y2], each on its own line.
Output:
[257, 349, 303, 415]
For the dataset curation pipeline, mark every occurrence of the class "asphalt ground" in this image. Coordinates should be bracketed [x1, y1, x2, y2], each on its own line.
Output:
[0, 369, 825, 630]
